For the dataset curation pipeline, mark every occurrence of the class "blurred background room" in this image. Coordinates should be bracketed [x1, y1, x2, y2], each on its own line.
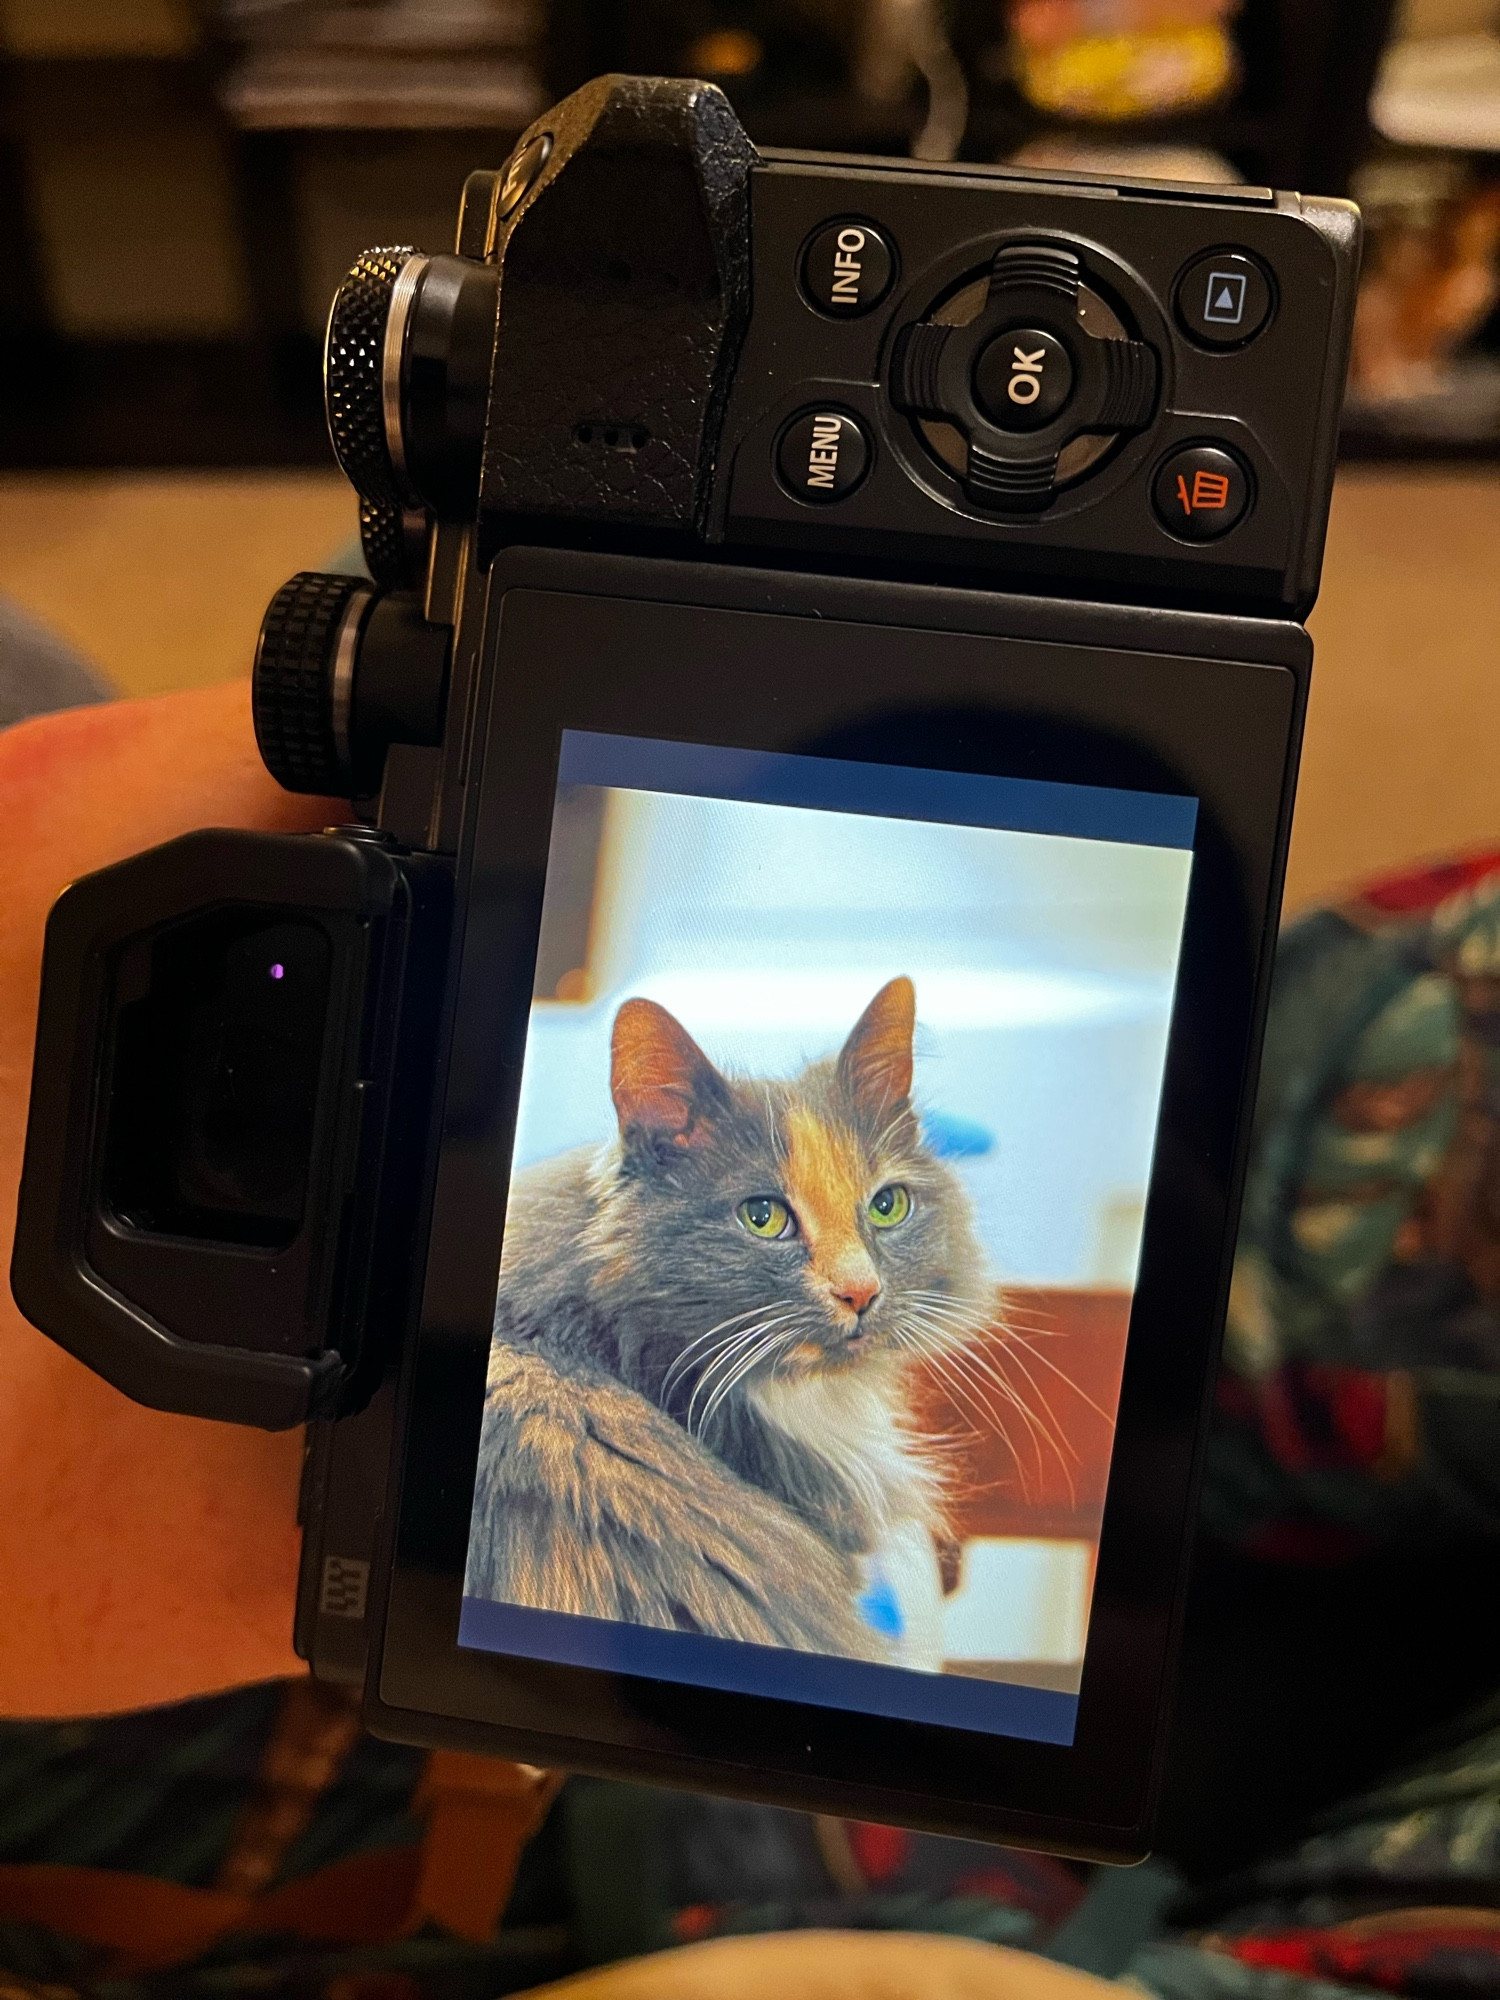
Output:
[3, 0, 1500, 905]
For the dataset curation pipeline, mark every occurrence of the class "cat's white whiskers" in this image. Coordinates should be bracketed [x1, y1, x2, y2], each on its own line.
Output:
[901, 1303, 993, 1364]
[945, 1341, 1059, 1469]
[684, 1322, 772, 1431]
[698, 1336, 791, 1439]
[946, 1326, 1073, 1440]
[901, 1337, 1033, 1498]
[903, 1296, 975, 1321]
[950, 1326, 1086, 1480]
[903, 1289, 995, 1343]
[907, 1286, 993, 1320]
[899, 1305, 1068, 1496]
[889, 1328, 990, 1449]
[660, 1304, 772, 1404]
[686, 1321, 779, 1433]
[670, 1298, 800, 1406]
[945, 1342, 1077, 1501]
[697, 1325, 802, 1438]
[948, 1369, 1046, 1497]
[979, 1341, 1081, 1465]
[687, 1312, 801, 1436]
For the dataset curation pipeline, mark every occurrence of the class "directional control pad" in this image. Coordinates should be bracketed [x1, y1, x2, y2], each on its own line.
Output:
[890, 243, 1159, 512]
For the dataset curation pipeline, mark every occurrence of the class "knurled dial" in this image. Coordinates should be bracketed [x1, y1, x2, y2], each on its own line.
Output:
[253, 571, 373, 796]
[890, 243, 1159, 513]
[324, 246, 427, 587]
[325, 245, 417, 505]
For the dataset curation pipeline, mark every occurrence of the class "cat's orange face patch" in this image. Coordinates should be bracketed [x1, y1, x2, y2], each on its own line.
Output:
[783, 1105, 864, 1249]
[784, 1104, 881, 1321]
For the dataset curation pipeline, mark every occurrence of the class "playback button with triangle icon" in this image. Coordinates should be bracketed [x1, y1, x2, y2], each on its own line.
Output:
[1174, 249, 1274, 350]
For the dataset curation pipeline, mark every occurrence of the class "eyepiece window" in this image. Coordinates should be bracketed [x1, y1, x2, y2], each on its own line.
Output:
[102, 912, 333, 1250]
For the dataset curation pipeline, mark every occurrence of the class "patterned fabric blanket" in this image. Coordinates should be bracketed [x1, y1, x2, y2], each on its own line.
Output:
[1135, 850, 1500, 2000]
[1209, 851, 1500, 1559]
[1131, 1692, 1500, 2000]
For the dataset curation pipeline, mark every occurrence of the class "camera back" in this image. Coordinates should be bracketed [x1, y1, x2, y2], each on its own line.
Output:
[11, 73, 1359, 1856]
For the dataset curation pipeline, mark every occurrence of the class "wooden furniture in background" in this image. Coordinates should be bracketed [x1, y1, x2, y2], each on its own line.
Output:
[912, 1288, 1130, 1548]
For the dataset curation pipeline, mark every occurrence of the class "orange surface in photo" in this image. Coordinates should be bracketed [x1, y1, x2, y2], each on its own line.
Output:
[910, 1286, 1131, 1544]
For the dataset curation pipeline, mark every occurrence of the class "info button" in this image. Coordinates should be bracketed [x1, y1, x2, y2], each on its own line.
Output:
[801, 219, 895, 317]
[776, 408, 871, 504]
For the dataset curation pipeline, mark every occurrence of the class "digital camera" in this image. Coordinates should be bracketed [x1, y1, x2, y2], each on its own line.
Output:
[12, 74, 1358, 1856]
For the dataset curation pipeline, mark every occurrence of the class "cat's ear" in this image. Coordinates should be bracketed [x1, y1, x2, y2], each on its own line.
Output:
[611, 999, 727, 1149]
[837, 977, 915, 1116]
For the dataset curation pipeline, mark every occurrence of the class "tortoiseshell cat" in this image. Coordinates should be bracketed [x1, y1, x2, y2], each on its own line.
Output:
[466, 977, 994, 1665]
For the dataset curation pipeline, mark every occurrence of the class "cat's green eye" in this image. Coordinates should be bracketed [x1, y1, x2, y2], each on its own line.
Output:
[738, 1195, 794, 1240]
[868, 1183, 912, 1228]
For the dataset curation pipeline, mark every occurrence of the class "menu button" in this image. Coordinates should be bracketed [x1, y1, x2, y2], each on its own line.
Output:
[777, 408, 871, 503]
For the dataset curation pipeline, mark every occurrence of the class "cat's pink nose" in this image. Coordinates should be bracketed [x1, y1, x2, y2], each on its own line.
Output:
[833, 1273, 881, 1317]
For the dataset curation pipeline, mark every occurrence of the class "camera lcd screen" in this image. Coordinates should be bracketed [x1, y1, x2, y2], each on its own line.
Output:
[456, 724, 1196, 1752]
[370, 555, 1305, 1848]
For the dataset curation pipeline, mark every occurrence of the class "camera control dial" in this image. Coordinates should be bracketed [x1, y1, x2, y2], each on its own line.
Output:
[325, 247, 419, 511]
[254, 572, 451, 801]
[890, 243, 1158, 513]
[325, 248, 426, 587]
[325, 244, 500, 577]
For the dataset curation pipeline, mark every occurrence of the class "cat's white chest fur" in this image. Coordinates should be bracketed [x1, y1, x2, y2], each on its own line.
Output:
[750, 1366, 947, 1672]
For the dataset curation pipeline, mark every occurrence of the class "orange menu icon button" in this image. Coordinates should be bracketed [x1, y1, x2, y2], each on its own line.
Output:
[1152, 444, 1250, 543]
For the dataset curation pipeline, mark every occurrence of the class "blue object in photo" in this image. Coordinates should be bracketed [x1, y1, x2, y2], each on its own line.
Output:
[857, 1575, 905, 1639]
[922, 1110, 995, 1159]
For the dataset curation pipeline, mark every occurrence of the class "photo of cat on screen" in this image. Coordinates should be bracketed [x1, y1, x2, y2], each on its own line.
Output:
[467, 974, 991, 1671]
[460, 730, 1192, 1715]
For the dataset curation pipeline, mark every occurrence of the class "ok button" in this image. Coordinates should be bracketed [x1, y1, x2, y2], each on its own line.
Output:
[973, 327, 1073, 432]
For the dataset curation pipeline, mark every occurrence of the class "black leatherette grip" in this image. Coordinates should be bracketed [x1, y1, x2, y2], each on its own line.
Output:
[480, 76, 757, 535]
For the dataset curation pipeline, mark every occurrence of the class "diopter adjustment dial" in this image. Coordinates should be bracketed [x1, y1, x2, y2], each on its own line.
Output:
[890, 243, 1159, 514]
[253, 571, 375, 797]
